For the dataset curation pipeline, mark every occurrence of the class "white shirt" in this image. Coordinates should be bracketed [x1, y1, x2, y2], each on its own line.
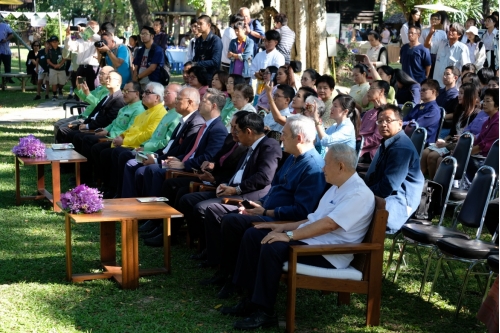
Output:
[419, 28, 447, 54]
[250, 48, 285, 79]
[231, 135, 266, 185]
[64, 34, 101, 66]
[433, 40, 470, 88]
[263, 108, 290, 133]
[186, 37, 196, 61]
[221, 27, 236, 64]
[298, 173, 375, 269]
[400, 23, 410, 45]
[482, 28, 498, 50]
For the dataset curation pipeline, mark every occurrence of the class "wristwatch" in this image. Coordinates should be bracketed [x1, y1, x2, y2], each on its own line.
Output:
[286, 231, 294, 241]
[235, 185, 242, 195]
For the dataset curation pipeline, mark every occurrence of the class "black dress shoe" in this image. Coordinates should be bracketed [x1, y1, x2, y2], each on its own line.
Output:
[140, 225, 163, 239]
[189, 248, 207, 260]
[233, 309, 278, 330]
[139, 219, 160, 233]
[218, 281, 240, 299]
[220, 298, 257, 317]
[199, 270, 228, 286]
[144, 233, 164, 247]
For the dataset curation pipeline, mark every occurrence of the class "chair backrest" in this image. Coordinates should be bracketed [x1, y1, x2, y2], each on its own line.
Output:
[404, 123, 418, 138]
[410, 127, 427, 157]
[435, 107, 446, 143]
[433, 156, 457, 225]
[350, 196, 389, 276]
[456, 166, 496, 237]
[484, 139, 499, 178]
[356, 136, 365, 165]
[401, 101, 415, 118]
[451, 132, 474, 181]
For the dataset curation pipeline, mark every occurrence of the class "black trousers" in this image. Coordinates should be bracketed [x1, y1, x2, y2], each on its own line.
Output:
[233, 228, 334, 310]
[76, 65, 99, 92]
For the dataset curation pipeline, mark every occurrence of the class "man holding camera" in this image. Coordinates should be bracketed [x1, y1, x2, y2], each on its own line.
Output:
[133, 26, 164, 90]
[64, 21, 101, 91]
[96, 31, 131, 88]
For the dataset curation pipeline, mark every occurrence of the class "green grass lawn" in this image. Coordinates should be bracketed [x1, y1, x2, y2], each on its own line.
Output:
[0, 91, 491, 332]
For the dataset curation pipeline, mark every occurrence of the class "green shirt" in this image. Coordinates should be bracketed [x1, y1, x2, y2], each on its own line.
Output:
[220, 98, 238, 126]
[142, 108, 182, 152]
[75, 85, 109, 119]
[105, 100, 146, 138]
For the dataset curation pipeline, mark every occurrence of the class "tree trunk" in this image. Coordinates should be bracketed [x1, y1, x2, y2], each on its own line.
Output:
[229, 0, 263, 17]
[130, 0, 152, 29]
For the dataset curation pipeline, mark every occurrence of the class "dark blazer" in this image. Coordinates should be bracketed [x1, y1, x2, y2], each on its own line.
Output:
[156, 111, 205, 163]
[182, 116, 227, 170]
[83, 91, 126, 130]
[211, 134, 248, 185]
[235, 136, 282, 193]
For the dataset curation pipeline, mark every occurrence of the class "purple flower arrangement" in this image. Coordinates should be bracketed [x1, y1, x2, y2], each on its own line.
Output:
[12, 134, 46, 158]
[60, 185, 104, 214]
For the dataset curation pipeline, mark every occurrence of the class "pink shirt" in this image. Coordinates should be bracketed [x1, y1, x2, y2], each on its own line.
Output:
[475, 112, 499, 156]
[359, 108, 383, 158]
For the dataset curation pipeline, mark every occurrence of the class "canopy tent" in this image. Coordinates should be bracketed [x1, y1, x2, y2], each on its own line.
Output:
[414, 4, 460, 13]
[0, 0, 23, 5]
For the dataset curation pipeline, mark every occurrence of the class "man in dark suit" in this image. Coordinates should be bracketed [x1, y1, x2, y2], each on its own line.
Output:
[144, 112, 282, 250]
[120, 87, 205, 198]
[56, 70, 126, 144]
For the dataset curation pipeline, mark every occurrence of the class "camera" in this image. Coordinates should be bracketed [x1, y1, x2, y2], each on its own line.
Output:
[69, 26, 80, 32]
[94, 40, 107, 48]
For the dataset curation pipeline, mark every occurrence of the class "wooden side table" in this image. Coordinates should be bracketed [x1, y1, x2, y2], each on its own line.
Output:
[61, 198, 183, 289]
[0, 73, 33, 92]
[15, 148, 87, 211]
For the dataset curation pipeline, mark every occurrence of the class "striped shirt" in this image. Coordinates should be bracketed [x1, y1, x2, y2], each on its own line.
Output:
[275, 25, 296, 64]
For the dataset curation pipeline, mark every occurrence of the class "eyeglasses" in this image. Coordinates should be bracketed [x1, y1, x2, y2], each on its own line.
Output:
[175, 97, 190, 102]
[263, 71, 271, 75]
[122, 89, 138, 94]
[188, 75, 197, 80]
[143, 90, 157, 96]
[32, 44, 40, 47]
[232, 127, 246, 135]
[376, 118, 399, 125]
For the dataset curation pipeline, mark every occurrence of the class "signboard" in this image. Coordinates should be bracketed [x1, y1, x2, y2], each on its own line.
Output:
[326, 13, 341, 38]
[31, 16, 47, 27]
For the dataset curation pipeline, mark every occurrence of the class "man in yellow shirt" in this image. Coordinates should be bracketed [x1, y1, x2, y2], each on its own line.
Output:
[94, 82, 167, 197]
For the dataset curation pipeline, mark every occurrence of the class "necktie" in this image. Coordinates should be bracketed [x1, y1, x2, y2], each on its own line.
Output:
[228, 147, 253, 186]
[182, 123, 207, 162]
[219, 142, 239, 166]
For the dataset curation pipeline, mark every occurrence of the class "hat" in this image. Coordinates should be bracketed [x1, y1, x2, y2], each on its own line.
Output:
[48, 35, 59, 42]
[465, 26, 479, 36]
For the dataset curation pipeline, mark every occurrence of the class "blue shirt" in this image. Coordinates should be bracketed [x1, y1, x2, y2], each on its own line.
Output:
[396, 83, 421, 107]
[436, 87, 458, 114]
[133, 44, 164, 83]
[105, 44, 131, 88]
[320, 118, 356, 149]
[400, 44, 431, 84]
[248, 19, 265, 56]
[365, 130, 424, 232]
[260, 148, 326, 221]
[0, 23, 13, 55]
[404, 100, 442, 144]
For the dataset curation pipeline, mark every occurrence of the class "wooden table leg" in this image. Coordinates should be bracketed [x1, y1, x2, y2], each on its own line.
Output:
[51, 162, 61, 212]
[37, 164, 45, 193]
[15, 157, 21, 206]
[163, 217, 171, 273]
[65, 214, 72, 281]
[75, 162, 81, 186]
[120, 219, 139, 289]
[100, 222, 116, 265]
[21, 77, 26, 93]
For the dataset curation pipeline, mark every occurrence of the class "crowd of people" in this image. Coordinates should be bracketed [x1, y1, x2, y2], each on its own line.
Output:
[7, 5, 498, 330]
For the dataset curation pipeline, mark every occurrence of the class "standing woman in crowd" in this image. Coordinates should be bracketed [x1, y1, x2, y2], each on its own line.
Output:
[315, 74, 336, 128]
[482, 15, 498, 71]
[420, 12, 448, 77]
[187, 66, 210, 99]
[211, 70, 229, 96]
[26, 41, 40, 85]
[221, 74, 246, 128]
[461, 18, 477, 43]
[400, 9, 421, 45]
[365, 31, 388, 74]
[465, 26, 486, 70]
[394, 68, 420, 107]
[276, 64, 296, 90]
[381, 25, 391, 45]
[349, 64, 370, 110]
[300, 68, 319, 89]
[128, 35, 140, 58]
[152, 18, 168, 51]
[228, 21, 254, 82]
[313, 94, 360, 150]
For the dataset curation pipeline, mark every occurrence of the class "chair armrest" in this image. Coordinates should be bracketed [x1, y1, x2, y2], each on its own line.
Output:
[221, 198, 243, 205]
[189, 181, 203, 193]
[63, 101, 88, 110]
[166, 170, 195, 179]
[252, 221, 293, 226]
[289, 243, 382, 256]
[200, 185, 216, 192]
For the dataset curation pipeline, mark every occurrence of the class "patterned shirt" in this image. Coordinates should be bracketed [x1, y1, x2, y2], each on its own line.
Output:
[0, 23, 13, 55]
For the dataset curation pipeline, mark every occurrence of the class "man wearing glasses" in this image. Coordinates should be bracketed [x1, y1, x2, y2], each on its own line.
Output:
[76, 81, 145, 185]
[365, 104, 424, 233]
[133, 26, 165, 89]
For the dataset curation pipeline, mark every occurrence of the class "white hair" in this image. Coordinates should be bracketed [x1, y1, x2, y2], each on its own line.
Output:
[305, 96, 326, 118]
[327, 143, 358, 170]
[286, 114, 316, 143]
[145, 82, 165, 102]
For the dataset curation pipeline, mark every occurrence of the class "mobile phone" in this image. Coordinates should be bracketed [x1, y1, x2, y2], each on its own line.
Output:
[354, 54, 365, 63]
[70, 26, 80, 32]
[77, 77, 86, 84]
[241, 199, 254, 209]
